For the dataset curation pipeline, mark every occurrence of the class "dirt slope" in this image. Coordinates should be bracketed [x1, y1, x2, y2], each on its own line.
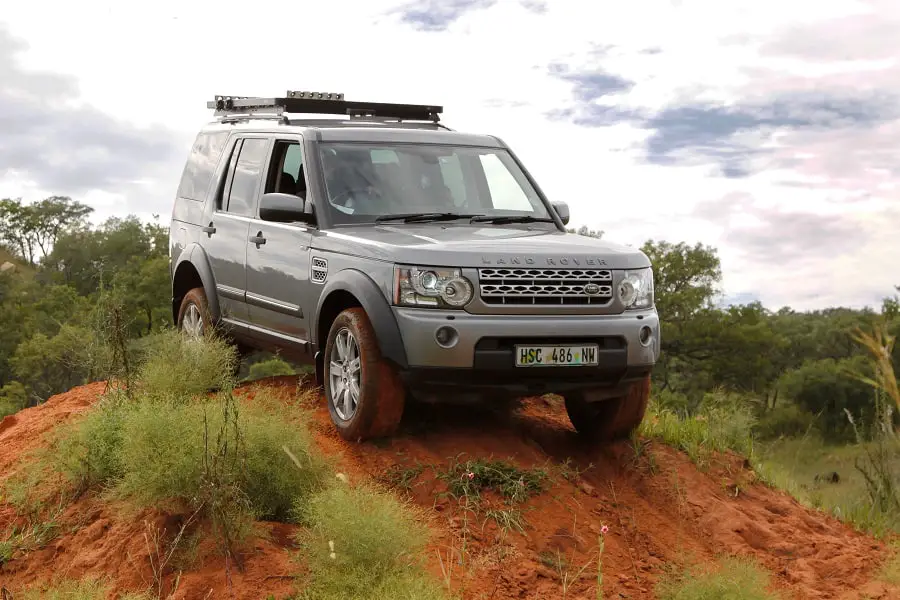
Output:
[1, 377, 897, 600]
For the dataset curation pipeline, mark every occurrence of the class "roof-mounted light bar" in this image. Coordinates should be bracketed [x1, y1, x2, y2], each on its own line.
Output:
[207, 90, 443, 122]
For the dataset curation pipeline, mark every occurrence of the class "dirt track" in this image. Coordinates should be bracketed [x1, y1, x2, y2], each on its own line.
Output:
[0, 377, 897, 599]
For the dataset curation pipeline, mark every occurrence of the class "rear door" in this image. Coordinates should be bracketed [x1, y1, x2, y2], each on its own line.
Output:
[203, 135, 271, 324]
[244, 135, 314, 348]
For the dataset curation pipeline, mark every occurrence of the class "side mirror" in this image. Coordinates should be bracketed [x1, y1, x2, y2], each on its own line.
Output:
[551, 201, 570, 226]
[259, 192, 315, 224]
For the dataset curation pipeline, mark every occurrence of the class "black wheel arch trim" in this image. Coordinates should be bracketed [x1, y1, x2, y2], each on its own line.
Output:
[314, 269, 409, 369]
[171, 244, 221, 325]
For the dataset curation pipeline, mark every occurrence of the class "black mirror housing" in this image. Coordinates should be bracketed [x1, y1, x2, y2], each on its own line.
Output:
[259, 192, 315, 224]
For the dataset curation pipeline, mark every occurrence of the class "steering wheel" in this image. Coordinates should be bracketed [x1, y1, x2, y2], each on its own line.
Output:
[330, 187, 382, 212]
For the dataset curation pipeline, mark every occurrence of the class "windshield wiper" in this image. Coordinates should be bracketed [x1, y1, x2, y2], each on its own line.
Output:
[375, 212, 484, 224]
[469, 215, 556, 224]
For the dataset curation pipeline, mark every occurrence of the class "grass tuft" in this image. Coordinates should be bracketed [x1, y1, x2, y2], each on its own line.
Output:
[640, 390, 756, 467]
[135, 329, 238, 400]
[880, 541, 900, 586]
[656, 556, 781, 600]
[293, 481, 447, 600]
[437, 457, 547, 505]
[13, 578, 151, 600]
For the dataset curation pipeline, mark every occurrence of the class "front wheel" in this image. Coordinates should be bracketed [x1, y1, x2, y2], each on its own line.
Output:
[323, 307, 405, 441]
[564, 375, 651, 442]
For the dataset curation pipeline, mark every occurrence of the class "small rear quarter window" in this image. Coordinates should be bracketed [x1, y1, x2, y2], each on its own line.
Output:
[176, 131, 230, 201]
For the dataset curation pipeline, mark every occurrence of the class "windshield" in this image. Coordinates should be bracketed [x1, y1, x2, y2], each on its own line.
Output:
[317, 143, 553, 225]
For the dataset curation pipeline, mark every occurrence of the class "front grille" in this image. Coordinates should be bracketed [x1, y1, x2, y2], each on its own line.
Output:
[478, 268, 614, 306]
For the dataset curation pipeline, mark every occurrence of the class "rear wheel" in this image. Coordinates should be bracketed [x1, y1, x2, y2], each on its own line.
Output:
[323, 307, 405, 441]
[177, 287, 211, 339]
[564, 375, 651, 441]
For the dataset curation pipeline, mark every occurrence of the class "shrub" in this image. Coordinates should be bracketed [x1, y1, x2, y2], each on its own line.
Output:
[115, 393, 327, 522]
[136, 330, 238, 400]
[55, 391, 129, 489]
[246, 356, 296, 381]
[754, 401, 818, 440]
[0, 380, 27, 417]
[294, 482, 446, 600]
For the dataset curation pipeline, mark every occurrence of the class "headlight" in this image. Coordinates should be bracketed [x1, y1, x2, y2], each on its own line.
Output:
[618, 268, 654, 310]
[393, 265, 474, 308]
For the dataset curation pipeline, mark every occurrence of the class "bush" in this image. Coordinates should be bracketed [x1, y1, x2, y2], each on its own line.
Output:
[136, 330, 238, 400]
[0, 380, 27, 417]
[9, 324, 100, 404]
[53, 332, 327, 556]
[779, 356, 876, 443]
[755, 401, 818, 440]
[56, 392, 129, 489]
[115, 394, 327, 522]
[246, 356, 296, 381]
[294, 482, 446, 600]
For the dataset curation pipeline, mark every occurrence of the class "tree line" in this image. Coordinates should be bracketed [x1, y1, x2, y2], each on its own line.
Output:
[1, 196, 898, 445]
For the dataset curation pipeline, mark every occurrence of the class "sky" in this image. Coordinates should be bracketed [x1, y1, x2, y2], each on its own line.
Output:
[0, 0, 897, 311]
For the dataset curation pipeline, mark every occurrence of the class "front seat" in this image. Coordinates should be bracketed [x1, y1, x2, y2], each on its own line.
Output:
[278, 172, 297, 195]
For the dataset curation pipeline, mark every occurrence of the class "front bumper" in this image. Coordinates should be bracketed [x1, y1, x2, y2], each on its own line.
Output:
[392, 307, 660, 397]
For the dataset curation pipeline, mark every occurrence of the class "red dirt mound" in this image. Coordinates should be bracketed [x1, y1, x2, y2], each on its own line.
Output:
[0, 377, 897, 600]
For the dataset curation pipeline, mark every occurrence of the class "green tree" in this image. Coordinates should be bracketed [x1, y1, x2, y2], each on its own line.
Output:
[639, 240, 722, 394]
[779, 356, 876, 442]
[0, 196, 93, 265]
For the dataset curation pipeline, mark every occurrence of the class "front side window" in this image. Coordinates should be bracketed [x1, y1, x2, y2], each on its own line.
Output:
[317, 143, 551, 225]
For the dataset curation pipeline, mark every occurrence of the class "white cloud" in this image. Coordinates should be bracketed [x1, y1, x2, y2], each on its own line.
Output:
[0, 0, 897, 310]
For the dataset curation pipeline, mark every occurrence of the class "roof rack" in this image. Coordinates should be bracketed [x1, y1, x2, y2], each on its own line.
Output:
[208, 90, 443, 123]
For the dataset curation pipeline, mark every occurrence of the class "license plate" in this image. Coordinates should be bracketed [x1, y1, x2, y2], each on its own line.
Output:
[514, 344, 599, 367]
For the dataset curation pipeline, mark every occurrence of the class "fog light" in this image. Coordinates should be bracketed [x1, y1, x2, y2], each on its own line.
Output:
[639, 325, 653, 347]
[435, 326, 459, 348]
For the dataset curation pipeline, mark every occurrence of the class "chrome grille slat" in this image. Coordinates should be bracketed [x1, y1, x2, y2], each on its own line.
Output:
[478, 268, 614, 306]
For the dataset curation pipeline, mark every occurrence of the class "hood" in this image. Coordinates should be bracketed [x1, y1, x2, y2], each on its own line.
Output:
[313, 224, 651, 270]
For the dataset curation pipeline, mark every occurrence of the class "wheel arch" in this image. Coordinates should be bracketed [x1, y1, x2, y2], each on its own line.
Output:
[171, 245, 220, 326]
[314, 269, 409, 383]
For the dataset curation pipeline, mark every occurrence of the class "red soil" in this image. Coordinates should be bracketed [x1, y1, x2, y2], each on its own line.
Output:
[1, 377, 897, 600]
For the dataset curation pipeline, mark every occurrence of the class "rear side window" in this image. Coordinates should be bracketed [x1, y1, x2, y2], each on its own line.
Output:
[223, 138, 269, 217]
[176, 131, 230, 201]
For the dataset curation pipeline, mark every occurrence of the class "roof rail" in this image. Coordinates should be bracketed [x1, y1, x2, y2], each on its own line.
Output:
[208, 90, 443, 123]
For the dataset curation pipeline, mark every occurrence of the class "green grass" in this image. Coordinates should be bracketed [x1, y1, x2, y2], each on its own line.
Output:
[755, 436, 900, 536]
[639, 395, 756, 468]
[36, 331, 329, 556]
[436, 457, 547, 505]
[656, 556, 781, 600]
[13, 578, 151, 600]
[881, 542, 900, 586]
[292, 481, 449, 600]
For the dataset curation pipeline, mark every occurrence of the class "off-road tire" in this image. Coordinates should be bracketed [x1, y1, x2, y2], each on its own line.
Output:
[564, 374, 651, 441]
[323, 307, 405, 441]
[176, 287, 212, 337]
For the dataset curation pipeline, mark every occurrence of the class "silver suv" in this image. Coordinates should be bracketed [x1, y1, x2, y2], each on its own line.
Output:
[168, 91, 660, 442]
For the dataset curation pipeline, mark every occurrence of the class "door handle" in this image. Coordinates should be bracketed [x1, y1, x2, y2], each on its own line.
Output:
[249, 231, 266, 247]
[202, 222, 216, 237]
